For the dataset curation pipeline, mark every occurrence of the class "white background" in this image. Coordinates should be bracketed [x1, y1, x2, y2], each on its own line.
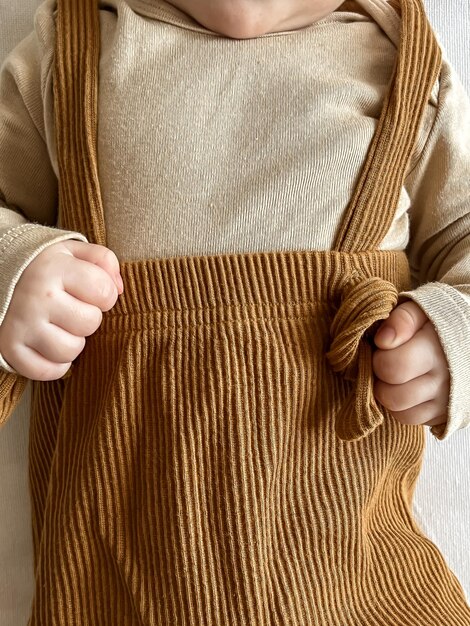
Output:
[0, 1, 469, 624]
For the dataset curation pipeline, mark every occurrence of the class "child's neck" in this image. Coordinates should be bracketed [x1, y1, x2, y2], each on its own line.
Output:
[165, 0, 348, 39]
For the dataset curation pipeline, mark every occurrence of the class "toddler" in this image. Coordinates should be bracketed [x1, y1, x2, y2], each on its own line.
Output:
[0, 0, 470, 623]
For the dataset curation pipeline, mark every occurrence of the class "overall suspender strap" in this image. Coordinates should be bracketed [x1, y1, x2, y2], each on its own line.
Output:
[332, 0, 442, 252]
[327, 0, 443, 441]
[54, 0, 106, 247]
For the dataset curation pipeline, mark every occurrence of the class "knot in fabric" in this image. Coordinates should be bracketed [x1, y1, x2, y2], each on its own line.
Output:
[326, 270, 399, 442]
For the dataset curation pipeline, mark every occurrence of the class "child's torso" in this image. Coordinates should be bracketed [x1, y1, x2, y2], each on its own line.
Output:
[20, 1, 470, 622]
[49, 0, 435, 260]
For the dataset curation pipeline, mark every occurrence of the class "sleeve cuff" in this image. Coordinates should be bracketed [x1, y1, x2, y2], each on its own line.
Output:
[399, 282, 470, 442]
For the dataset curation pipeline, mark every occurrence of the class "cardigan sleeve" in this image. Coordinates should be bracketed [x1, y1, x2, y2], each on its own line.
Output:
[399, 54, 470, 442]
[0, 9, 88, 425]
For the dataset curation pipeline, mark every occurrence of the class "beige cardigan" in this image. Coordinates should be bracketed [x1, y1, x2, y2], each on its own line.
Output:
[1, 0, 470, 440]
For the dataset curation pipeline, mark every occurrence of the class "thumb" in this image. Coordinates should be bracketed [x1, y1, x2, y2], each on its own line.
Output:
[373, 299, 428, 349]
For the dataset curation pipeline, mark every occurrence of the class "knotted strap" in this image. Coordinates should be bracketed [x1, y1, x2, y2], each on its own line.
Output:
[326, 270, 399, 441]
[325, 0, 442, 441]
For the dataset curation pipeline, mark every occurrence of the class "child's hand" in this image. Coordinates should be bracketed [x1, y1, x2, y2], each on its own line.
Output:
[0, 240, 124, 382]
[372, 300, 449, 430]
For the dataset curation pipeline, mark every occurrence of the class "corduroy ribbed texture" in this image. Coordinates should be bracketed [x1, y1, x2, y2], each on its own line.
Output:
[28, 250, 470, 625]
[2, 0, 470, 623]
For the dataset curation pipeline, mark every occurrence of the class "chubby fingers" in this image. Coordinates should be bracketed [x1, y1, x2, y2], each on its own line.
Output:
[373, 299, 429, 350]
[373, 372, 449, 424]
[372, 320, 445, 383]
[371, 300, 450, 429]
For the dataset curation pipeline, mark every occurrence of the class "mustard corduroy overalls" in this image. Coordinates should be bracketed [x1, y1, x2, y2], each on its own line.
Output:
[1, 0, 470, 624]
